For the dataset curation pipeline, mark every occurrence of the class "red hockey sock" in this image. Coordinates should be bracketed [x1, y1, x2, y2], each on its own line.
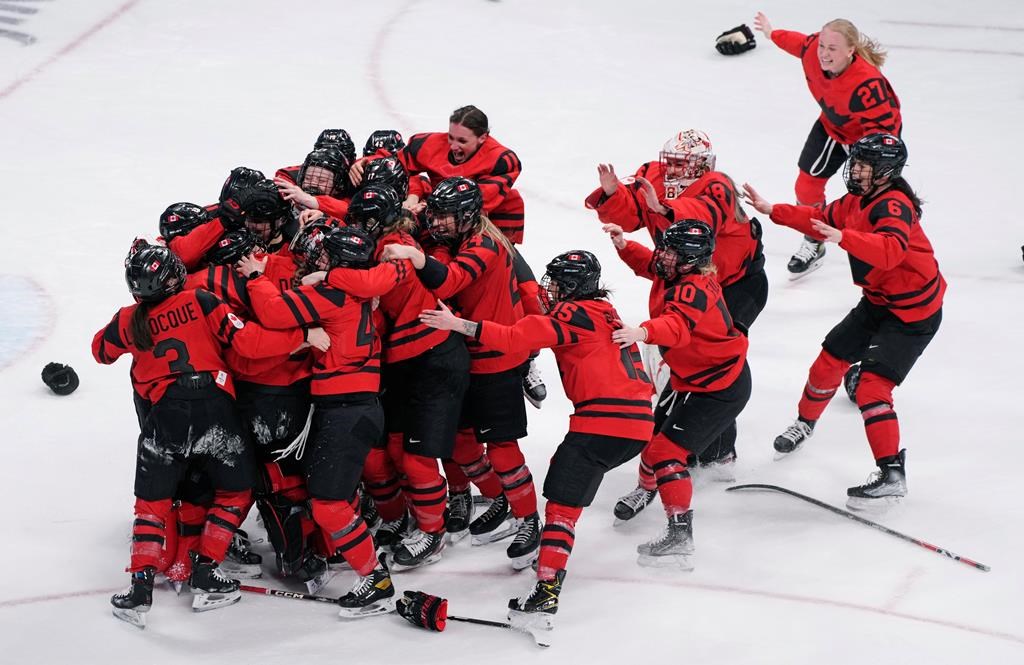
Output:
[386, 432, 406, 477]
[362, 447, 406, 522]
[310, 498, 378, 576]
[538, 502, 582, 581]
[795, 170, 828, 207]
[797, 349, 850, 423]
[166, 501, 205, 581]
[637, 447, 657, 491]
[199, 490, 251, 562]
[644, 433, 692, 516]
[442, 459, 471, 493]
[129, 498, 173, 572]
[404, 453, 448, 533]
[856, 372, 901, 460]
[453, 430, 504, 499]
[488, 440, 538, 518]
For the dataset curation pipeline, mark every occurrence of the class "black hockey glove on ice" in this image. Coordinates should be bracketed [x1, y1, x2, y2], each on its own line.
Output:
[42, 362, 80, 396]
[396, 590, 447, 632]
[715, 24, 756, 55]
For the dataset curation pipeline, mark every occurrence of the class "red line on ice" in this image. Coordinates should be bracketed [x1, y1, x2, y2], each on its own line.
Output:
[0, 0, 142, 101]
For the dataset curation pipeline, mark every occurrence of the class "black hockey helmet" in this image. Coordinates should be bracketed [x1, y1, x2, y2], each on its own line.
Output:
[542, 250, 602, 307]
[324, 225, 376, 269]
[204, 229, 262, 266]
[125, 242, 186, 303]
[362, 129, 405, 156]
[288, 220, 332, 272]
[298, 147, 352, 198]
[346, 184, 403, 238]
[314, 128, 357, 163]
[159, 202, 210, 242]
[843, 133, 908, 195]
[654, 219, 715, 280]
[362, 156, 409, 201]
[425, 177, 483, 244]
[220, 166, 266, 204]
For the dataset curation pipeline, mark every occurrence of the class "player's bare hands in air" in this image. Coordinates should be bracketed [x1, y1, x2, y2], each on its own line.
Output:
[299, 209, 325, 226]
[811, 219, 842, 244]
[635, 177, 668, 215]
[754, 12, 773, 39]
[304, 327, 331, 352]
[236, 253, 268, 278]
[301, 270, 327, 286]
[611, 325, 648, 348]
[741, 183, 773, 215]
[598, 164, 619, 196]
[381, 243, 426, 269]
[602, 223, 627, 250]
[275, 178, 318, 210]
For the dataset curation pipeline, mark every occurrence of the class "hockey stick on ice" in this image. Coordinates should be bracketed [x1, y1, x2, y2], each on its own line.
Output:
[726, 484, 991, 572]
[447, 615, 552, 648]
[239, 584, 340, 604]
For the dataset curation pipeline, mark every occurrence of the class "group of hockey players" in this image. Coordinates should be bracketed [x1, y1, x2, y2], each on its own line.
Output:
[93, 13, 945, 639]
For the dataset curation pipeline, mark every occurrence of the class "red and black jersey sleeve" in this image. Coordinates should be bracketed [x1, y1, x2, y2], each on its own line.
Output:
[185, 265, 252, 314]
[838, 193, 914, 271]
[92, 309, 131, 365]
[195, 289, 302, 359]
[326, 261, 407, 299]
[417, 233, 501, 300]
[246, 277, 334, 329]
[274, 165, 300, 184]
[770, 29, 813, 58]
[475, 144, 522, 214]
[168, 214, 226, 271]
[316, 195, 351, 219]
[584, 162, 671, 235]
[616, 240, 657, 281]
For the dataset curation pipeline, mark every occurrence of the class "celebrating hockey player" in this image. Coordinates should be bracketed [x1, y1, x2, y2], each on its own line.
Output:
[743, 134, 943, 510]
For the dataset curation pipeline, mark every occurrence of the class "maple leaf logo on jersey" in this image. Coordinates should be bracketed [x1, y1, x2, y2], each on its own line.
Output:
[816, 97, 852, 128]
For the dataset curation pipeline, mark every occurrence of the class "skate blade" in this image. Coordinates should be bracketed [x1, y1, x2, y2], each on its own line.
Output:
[304, 569, 337, 595]
[787, 259, 824, 281]
[637, 553, 695, 572]
[446, 528, 470, 545]
[773, 445, 802, 461]
[191, 590, 241, 612]
[507, 610, 554, 647]
[218, 562, 262, 580]
[112, 606, 149, 629]
[510, 549, 539, 571]
[846, 495, 904, 513]
[171, 581, 183, 595]
[525, 395, 543, 409]
[390, 551, 444, 572]
[470, 520, 516, 546]
[337, 597, 395, 619]
[327, 559, 353, 571]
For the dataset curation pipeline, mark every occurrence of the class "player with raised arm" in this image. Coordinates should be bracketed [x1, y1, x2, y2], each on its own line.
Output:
[754, 12, 902, 278]
[744, 134, 943, 510]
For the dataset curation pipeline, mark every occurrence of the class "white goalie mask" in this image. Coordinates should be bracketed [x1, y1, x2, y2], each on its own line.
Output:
[659, 130, 716, 199]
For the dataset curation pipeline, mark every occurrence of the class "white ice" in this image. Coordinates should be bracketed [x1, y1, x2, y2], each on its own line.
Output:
[1, 1, 1022, 663]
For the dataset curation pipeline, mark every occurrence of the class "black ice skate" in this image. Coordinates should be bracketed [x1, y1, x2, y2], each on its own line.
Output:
[469, 494, 516, 545]
[507, 569, 564, 644]
[219, 529, 262, 579]
[523, 358, 547, 408]
[637, 511, 695, 571]
[110, 567, 155, 629]
[391, 529, 446, 570]
[374, 511, 410, 553]
[847, 449, 907, 511]
[613, 485, 657, 525]
[773, 419, 815, 459]
[787, 237, 826, 279]
[299, 551, 336, 593]
[337, 554, 396, 619]
[506, 512, 541, 570]
[189, 552, 241, 612]
[445, 488, 474, 544]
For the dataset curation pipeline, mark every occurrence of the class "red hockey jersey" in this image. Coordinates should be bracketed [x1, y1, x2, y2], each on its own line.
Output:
[617, 241, 748, 393]
[477, 299, 654, 440]
[586, 166, 763, 287]
[771, 29, 902, 145]
[770, 189, 944, 322]
[92, 289, 303, 403]
[382, 132, 525, 243]
[418, 233, 528, 374]
[246, 277, 380, 396]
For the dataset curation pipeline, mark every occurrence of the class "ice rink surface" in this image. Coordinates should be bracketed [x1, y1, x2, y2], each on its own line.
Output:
[1, 1, 1022, 662]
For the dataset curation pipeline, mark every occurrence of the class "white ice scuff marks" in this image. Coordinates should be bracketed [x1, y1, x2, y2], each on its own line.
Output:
[138, 434, 174, 468]
[251, 416, 273, 447]
[250, 410, 294, 447]
[186, 425, 245, 466]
